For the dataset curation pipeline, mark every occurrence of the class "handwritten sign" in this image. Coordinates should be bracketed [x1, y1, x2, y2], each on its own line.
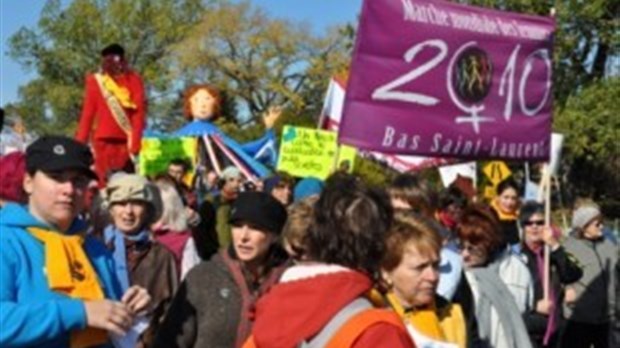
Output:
[340, 0, 555, 160]
[139, 137, 198, 177]
[277, 126, 356, 180]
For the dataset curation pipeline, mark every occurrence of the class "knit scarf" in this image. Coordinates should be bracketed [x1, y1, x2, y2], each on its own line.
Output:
[490, 199, 518, 221]
[386, 292, 446, 341]
[528, 243, 557, 345]
[28, 227, 108, 348]
[101, 74, 137, 109]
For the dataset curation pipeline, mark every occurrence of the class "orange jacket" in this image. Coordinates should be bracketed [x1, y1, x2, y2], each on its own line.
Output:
[75, 72, 146, 155]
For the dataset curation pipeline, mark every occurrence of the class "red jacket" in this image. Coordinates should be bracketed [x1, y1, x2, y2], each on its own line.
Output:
[75, 72, 146, 154]
[249, 264, 415, 348]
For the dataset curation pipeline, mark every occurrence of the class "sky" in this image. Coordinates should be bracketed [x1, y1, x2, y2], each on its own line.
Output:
[0, 0, 363, 106]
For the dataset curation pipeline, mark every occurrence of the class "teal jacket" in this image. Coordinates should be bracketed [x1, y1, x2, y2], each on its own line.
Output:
[0, 203, 122, 347]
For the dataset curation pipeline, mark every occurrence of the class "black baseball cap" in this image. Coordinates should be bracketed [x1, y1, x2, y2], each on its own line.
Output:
[26, 135, 97, 179]
[229, 191, 287, 235]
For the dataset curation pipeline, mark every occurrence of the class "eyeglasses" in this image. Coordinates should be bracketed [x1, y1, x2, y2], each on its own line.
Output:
[457, 242, 485, 256]
[524, 220, 545, 227]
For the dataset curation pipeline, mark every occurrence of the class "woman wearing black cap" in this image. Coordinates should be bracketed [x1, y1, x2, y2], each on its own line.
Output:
[153, 191, 289, 348]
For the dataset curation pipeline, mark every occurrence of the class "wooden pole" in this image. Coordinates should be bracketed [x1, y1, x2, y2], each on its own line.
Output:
[541, 164, 552, 301]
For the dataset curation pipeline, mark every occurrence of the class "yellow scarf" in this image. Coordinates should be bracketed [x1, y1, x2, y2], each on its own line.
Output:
[28, 227, 108, 348]
[490, 199, 518, 221]
[101, 74, 137, 109]
[386, 292, 446, 341]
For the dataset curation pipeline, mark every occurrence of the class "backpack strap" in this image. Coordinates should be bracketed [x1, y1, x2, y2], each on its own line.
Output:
[299, 298, 373, 347]
[325, 308, 406, 348]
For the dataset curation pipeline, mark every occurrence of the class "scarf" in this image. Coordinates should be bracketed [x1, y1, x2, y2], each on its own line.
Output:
[467, 265, 533, 348]
[104, 226, 151, 291]
[490, 199, 518, 221]
[527, 243, 557, 345]
[386, 292, 446, 341]
[101, 74, 137, 109]
[28, 227, 108, 348]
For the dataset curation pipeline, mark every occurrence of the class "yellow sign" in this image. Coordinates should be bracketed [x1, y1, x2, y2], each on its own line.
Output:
[139, 137, 198, 177]
[277, 126, 356, 180]
[483, 161, 511, 185]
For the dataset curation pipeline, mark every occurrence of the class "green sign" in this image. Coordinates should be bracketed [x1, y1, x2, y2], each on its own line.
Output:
[139, 137, 198, 177]
[277, 126, 356, 180]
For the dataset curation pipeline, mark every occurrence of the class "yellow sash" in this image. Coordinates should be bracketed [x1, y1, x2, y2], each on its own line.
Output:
[100, 74, 136, 109]
[28, 227, 108, 348]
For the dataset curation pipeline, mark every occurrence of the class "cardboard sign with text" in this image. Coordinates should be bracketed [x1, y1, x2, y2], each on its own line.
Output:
[277, 126, 356, 180]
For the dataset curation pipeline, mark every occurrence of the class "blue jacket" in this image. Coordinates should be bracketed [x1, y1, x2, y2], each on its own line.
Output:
[0, 203, 122, 347]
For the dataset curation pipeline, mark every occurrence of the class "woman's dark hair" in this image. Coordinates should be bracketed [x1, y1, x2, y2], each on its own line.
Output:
[496, 177, 521, 196]
[387, 173, 437, 216]
[193, 200, 219, 261]
[518, 201, 544, 226]
[439, 185, 468, 210]
[305, 173, 393, 279]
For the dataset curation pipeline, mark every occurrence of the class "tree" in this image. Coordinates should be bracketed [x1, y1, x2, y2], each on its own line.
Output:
[173, 0, 351, 124]
[554, 77, 620, 215]
[7, 0, 205, 135]
[458, 0, 619, 106]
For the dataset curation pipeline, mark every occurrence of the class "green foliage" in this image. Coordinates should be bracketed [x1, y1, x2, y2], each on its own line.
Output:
[554, 77, 620, 215]
[7, 0, 205, 135]
[173, 0, 351, 124]
[458, 0, 619, 106]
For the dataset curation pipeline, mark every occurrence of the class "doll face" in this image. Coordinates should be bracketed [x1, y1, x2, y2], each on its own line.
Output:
[190, 89, 216, 120]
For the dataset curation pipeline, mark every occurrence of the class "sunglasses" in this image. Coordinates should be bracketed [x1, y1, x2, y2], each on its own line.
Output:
[524, 220, 545, 226]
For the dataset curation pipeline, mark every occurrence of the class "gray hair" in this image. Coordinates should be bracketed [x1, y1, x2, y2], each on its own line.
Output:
[155, 181, 189, 232]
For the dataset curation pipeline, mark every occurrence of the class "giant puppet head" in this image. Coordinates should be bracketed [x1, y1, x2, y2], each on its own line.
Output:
[183, 85, 222, 121]
[101, 43, 128, 76]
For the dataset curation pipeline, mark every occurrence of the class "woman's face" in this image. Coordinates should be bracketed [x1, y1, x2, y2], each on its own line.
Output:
[231, 222, 275, 265]
[459, 240, 488, 268]
[523, 212, 545, 245]
[190, 89, 216, 120]
[583, 218, 604, 240]
[110, 200, 149, 234]
[383, 242, 440, 308]
[497, 187, 519, 213]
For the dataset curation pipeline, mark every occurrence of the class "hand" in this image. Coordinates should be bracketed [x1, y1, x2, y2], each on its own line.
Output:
[564, 286, 577, 304]
[542, 226, 559, 249]
[121, 285, 151, 316]
[84, 300, 133, 336]
[263, 106, 282, 129]
[536, 298, 553, 315]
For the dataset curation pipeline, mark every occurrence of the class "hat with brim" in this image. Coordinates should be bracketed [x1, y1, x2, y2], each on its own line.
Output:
[104, 174, 163, 223]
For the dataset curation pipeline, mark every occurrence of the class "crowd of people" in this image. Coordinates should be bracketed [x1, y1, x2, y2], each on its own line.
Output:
[0, 43, 618, 348]
[0, 131, 618, 348]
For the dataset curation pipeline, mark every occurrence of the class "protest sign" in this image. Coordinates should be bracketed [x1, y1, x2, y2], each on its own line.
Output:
[139, 137, 198, 177]
[321, 75, 452, 172]
[339, 0, 555, 160]
[277, 126, 356, 180]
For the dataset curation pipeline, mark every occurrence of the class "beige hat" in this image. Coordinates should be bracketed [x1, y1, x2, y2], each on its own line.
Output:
[103, 174, 163, 222]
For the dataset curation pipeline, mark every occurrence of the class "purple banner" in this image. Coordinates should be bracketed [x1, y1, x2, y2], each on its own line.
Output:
[339, 0, 555, 161]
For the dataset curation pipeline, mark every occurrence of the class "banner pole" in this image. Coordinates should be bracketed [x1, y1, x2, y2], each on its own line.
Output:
[542, 164, 552, 301]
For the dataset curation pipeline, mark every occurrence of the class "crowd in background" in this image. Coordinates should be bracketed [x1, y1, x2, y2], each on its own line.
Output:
[0, 130, 618, 348]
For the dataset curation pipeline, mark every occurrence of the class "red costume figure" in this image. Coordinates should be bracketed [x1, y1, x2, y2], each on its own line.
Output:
[76, 43, 146, 186]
